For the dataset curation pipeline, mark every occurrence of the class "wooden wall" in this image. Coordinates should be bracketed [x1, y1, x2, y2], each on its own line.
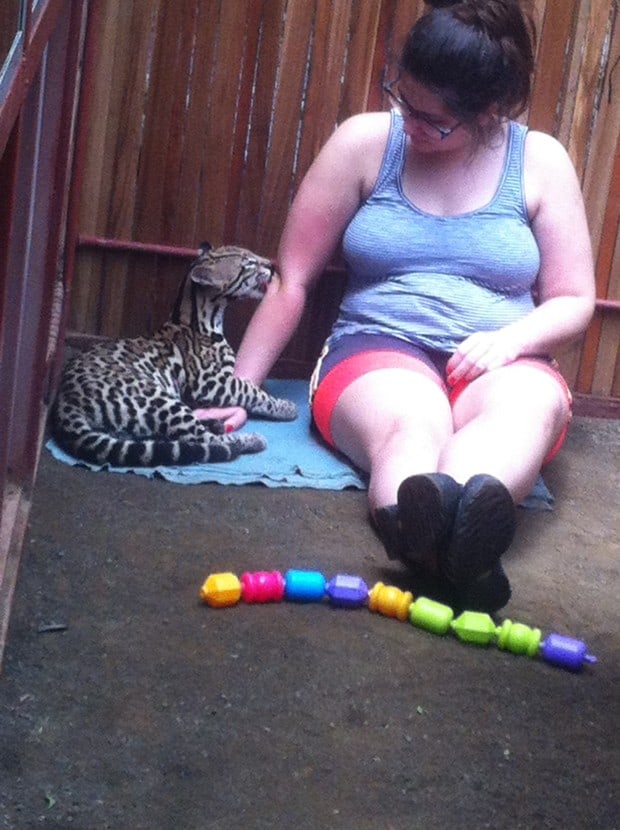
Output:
[69, 0, 620, 407]
[0, 0, 88, 665]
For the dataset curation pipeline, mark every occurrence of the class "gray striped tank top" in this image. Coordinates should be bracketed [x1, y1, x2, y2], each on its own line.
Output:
[328, 112, 540, 354]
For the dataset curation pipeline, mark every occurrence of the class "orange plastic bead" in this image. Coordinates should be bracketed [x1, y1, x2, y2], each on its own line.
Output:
[368, 582, 413, 621]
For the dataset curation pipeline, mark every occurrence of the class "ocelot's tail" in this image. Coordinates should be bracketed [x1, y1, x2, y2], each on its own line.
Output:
[51, 421, 266, 467]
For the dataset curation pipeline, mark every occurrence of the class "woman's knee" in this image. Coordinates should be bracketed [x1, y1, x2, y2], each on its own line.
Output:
[453, 362, 571, 431]
[329, 371, 453, 465]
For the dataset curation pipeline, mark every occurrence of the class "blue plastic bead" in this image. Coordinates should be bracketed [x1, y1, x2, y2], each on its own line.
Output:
[325, 574, 369, 608]
[540, 632, 597, 672]
[284, 569, 326, 602]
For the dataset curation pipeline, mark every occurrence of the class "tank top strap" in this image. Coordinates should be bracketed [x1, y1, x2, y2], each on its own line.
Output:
[494, 121, 529, 218]
[372, 110, 407, 195]
[371, 114, 528, 218]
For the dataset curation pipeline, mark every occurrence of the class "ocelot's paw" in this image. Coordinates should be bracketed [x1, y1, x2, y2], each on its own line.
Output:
[206, 431, 267, 462]
[276, 398, 297, 420]
[230, 432, 267, 454]
[201, 418, 226, 435]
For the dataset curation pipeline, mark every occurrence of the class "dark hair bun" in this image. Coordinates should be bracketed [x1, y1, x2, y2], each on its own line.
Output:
[402, 0, 535, 123]
[425, 0, 523, 10]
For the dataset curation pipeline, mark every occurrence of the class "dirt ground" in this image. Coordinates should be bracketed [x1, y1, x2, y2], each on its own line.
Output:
[0, 416, 619, 829]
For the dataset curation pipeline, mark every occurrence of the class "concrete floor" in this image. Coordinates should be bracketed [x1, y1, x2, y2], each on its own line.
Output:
[0, 416, 619, 829]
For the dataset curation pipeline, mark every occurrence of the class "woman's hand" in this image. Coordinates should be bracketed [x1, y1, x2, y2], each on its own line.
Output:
[446, 328, 522, 386]
[193, 406, 248, 432]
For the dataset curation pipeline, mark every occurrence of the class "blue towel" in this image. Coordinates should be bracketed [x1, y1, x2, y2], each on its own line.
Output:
[46, 378, 553, 508]
[46, 379, 366, 490]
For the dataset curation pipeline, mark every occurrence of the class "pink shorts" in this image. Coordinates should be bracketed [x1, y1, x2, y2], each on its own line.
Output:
[310, 348, 572, 465]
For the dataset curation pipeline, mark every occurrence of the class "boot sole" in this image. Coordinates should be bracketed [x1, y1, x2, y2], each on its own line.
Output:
[442, 475, 516, 587]
[397, 474, 460, 574]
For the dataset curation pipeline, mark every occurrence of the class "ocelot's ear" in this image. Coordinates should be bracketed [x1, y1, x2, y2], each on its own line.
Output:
[198, 241, 212, 256]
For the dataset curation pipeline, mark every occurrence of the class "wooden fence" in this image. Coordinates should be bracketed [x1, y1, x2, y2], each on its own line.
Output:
[0, 0, 88, 664]
[69, 0, 620, 410]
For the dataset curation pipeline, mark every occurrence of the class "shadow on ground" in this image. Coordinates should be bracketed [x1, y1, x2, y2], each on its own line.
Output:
[0, 417, 619, 829]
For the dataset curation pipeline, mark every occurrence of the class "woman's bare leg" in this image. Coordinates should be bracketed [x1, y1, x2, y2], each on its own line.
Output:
[328, 368, 454, 512]
[444, 363, 570, 504]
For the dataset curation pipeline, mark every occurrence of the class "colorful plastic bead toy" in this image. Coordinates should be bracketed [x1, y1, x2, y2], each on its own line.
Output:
[451, 610, 501, 646]
[540, 632, 597, 671]
[240, 570, 285, 603]
[200, 572, 241, 608]
[496, 619, 542, 657]
[409, 596, 454, 635]
[326, 574, 369, 608]
[451, 612, 542, 657]
[367, 582, 413, 621]
[199, 567, 597, 673]
[284, 569, 326, 602]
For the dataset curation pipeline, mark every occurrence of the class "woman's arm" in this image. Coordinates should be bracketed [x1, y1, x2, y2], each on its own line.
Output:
[234, 112, 389, 385]
[446, 131, 595, 385]
[195, 113, 388, 428]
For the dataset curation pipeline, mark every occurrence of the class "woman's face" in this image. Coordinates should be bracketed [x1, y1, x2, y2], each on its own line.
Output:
[393, 75, 466, 152]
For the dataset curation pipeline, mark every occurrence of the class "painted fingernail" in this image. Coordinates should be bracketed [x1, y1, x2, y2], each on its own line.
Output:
[225, 424, 234, 433]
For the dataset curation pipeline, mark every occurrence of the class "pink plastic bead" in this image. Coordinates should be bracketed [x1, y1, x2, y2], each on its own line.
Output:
[240, 570, 285, 603]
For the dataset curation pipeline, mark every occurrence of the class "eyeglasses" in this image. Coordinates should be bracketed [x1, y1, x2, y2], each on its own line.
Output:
[383, 80, 461, 140]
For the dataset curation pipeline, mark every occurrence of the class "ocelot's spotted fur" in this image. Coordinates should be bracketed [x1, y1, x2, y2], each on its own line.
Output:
[51, 243, 297, 467]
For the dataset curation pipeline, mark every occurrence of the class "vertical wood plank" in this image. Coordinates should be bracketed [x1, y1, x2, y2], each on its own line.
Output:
[234, 0, 286, 252]
[566, 0, 612, 181]
[385, 0, 426, 67]
[223, 0, 266, 246]
[339, 0, 383, 118]
[593, 306, 620, 396]
[133, 1, 191, 244]
[255, 0, 316, 251]
[196, 1, 252, 247]
[580, 135, 620, 394]
[173, 1, 220, 245]
[582, 4, 620, 255]
[70, 0, 122, 333]
[123, 0, 199, 335]
[576, 4, 620, 395]
[294, 0, 352, 184]
[105, 0, 163, 336]
[529, 0, 576, 134]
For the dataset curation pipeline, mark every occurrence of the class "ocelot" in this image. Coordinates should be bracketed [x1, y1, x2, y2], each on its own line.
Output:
[51, 243, 297, 467]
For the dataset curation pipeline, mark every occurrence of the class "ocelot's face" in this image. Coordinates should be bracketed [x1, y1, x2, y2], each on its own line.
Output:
[190, 245, 276, 300]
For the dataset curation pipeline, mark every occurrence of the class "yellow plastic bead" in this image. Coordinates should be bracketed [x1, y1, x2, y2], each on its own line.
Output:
[368, 582, 413, 621]
[200, 572, 242, 608]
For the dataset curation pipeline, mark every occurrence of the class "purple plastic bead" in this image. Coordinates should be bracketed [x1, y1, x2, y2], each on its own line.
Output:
[540, 632, 597, 672]
[325, 574, 369, 608]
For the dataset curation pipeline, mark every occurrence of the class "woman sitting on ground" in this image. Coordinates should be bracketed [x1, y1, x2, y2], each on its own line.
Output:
[209, 0, 595, 612]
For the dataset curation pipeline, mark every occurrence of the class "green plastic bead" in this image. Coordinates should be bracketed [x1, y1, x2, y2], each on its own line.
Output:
[450, 611, 497, 645]
[409, 596, 454, 635]
[496, 619, 542, 657]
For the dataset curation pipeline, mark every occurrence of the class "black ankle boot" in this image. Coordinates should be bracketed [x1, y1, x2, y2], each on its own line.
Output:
[372, 504, 405, 561]
[396, 473, 462, 575]
[456, 562, 512, 614]
[440, 474, 515, 610]
[372, 502, 457, 604]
